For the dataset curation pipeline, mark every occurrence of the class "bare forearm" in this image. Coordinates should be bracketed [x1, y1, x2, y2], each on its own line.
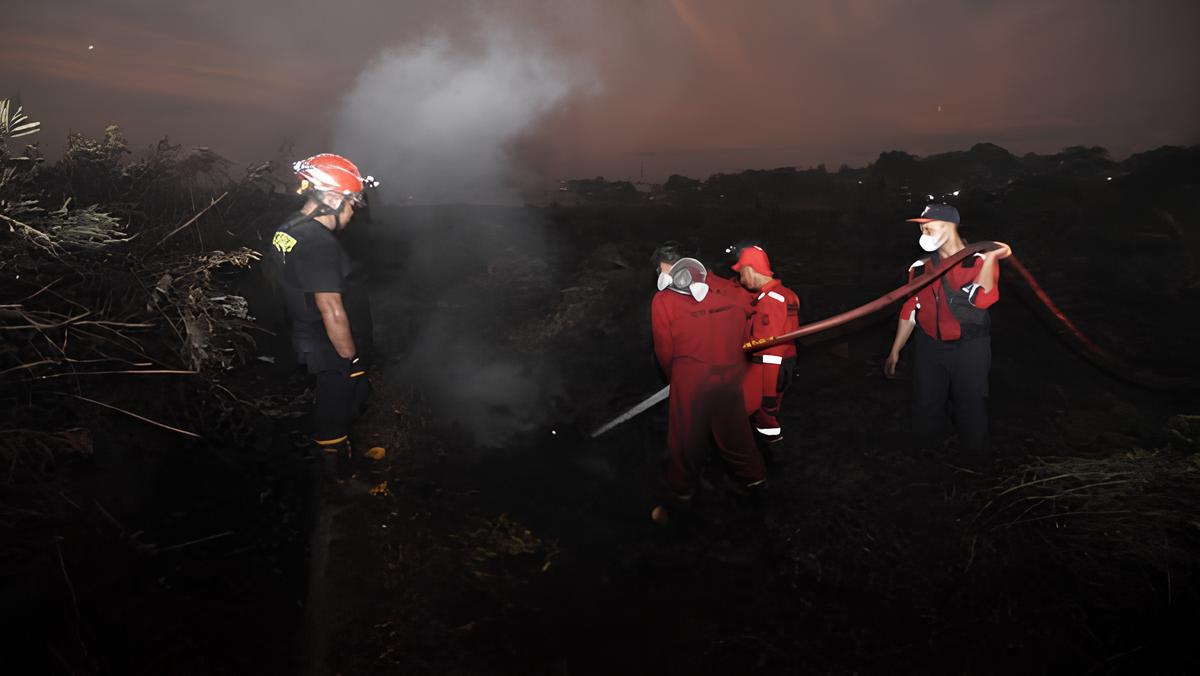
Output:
[977, 242, 1012, 294]
[978, 257, 998, 293]
[314, 292, 357, 358]
[321, 312, 357, 358]
[890, 319, 916, 355]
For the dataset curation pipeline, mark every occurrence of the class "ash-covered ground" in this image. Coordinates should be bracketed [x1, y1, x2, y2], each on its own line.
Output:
[5, 144, 1200, 675]
[296, 192, 1200, 674]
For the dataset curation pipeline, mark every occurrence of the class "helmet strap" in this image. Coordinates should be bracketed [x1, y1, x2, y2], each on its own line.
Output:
[304, 190, 348, 229]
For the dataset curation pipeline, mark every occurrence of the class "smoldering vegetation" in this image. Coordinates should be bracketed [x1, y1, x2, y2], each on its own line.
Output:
[364, 203, 567, 447]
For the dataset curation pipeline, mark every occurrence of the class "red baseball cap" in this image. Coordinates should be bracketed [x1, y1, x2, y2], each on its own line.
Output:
[732, 245, 773, 276]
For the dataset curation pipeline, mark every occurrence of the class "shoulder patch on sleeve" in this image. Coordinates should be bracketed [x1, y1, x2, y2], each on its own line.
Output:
[272, 231, 298, 253]
[767, 291, 786, 303]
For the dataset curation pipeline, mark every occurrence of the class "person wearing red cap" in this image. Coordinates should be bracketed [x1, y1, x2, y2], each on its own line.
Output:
[883, 204, 1011, 457]
[732, 245, 801, 445]
[649, 243, 767, 524]
[264, 153, 379, 476]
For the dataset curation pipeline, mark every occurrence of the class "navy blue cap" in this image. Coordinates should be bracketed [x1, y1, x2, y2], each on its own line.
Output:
[907, 203, 960, 224]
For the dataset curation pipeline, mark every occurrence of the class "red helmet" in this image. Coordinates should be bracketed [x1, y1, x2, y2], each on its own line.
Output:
[731, 245, 773, 276]
[293, 153, 379, 203]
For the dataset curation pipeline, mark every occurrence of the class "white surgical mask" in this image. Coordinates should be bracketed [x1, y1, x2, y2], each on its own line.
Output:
[919, 231, 948, 252]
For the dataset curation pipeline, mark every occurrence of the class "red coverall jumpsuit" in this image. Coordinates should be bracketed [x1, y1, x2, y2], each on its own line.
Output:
[742, 279, 800, 441]
[652, 281, 767, 496]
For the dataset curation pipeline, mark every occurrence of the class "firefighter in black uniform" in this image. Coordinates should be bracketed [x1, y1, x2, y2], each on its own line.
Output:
[884, 204, 1011, 457]
[265, 153, 379, 472]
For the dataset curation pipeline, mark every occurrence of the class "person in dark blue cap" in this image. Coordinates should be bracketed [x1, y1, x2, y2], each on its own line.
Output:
[883, 204, 1011, 458]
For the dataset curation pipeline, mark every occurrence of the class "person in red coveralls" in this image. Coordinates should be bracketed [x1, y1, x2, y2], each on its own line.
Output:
[883, 204, 1012, 456]
[732, 245, 801, 444]
[650, 244, 766, 524]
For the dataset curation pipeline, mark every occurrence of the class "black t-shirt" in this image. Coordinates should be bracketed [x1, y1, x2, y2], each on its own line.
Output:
[265, 217, 350, 348]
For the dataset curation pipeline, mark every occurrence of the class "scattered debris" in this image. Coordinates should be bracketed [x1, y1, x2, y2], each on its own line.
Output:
[452, 513, 559, 585]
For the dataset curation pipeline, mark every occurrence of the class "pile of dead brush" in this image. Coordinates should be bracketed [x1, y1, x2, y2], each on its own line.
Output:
[0, 100, 302, 585]
[1, 100, 317, 671]
[2, 100, 297, 466]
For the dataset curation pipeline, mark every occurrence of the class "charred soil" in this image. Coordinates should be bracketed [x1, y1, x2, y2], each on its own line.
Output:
[4, 129, 1199, 674]
[301, 201, 1200, 675]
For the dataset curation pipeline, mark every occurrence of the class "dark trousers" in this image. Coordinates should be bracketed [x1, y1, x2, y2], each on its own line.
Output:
[750, 356, 795, 439]
[298, 343, 369, 444]
[311, 368, 370, 444]
[912, 329, 991, 453]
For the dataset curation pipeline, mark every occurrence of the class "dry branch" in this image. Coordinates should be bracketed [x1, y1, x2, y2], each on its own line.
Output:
[69, 394, 202, 440]
[151, 191, 227, 249]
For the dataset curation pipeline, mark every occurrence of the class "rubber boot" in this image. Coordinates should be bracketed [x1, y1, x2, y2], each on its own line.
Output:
[651, 493, 694, 527]
[736, 479, 770, 530]
[743, 479, 768, 510]
[316, 438, 354, 482]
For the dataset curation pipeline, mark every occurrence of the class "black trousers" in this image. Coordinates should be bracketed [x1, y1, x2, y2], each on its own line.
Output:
[911, 329, 991, 453]
[297, 342, 367, 445]
[311, 369, 370, 444]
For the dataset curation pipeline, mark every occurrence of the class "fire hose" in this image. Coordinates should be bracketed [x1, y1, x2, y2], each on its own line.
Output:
[591, 241, 1199, 438]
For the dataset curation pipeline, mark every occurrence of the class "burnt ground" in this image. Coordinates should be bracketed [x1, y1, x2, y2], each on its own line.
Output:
[6, 201, 1198, 675]
[297, 203, 1200, 675]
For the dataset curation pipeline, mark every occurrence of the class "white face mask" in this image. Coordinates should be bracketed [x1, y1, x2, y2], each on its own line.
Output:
[919, 231, 948, 252]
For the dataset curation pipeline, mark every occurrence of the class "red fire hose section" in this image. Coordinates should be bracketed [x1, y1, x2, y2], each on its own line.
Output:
[742, 241, 1000, 349]
[743, 242, 1200, 392]
[1004, 256, 1200, 391]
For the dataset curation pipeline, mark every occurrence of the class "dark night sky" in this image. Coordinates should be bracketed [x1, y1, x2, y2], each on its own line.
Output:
[3, 0, 1198, 184]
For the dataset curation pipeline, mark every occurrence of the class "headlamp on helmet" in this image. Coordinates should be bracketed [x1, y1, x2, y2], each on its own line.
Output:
[293, 153, 379, 206]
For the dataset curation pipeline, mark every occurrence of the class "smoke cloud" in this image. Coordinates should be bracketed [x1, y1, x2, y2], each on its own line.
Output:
[330, 19, 593, 443]
[367, 205, 563, 447]
[333, 24, 596, 204]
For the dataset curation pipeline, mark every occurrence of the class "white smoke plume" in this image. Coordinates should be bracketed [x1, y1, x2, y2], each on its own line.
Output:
[334, 25, 595, 204]
[333, 19, 596, 445]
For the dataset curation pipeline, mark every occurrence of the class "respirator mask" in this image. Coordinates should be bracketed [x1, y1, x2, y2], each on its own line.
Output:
[655, 257, 709, 302]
